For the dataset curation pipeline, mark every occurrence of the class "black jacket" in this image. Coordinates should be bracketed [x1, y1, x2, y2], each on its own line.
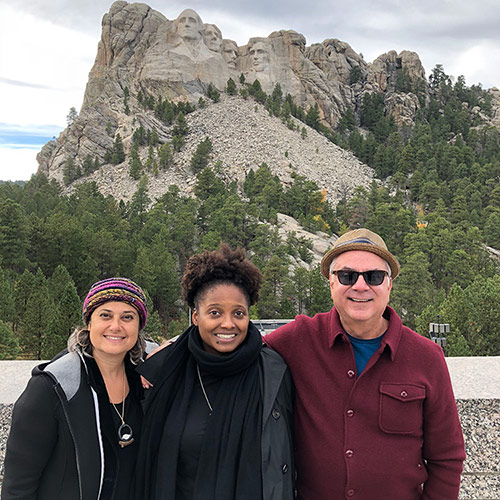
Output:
[259, 346, 295, 500]
[2, 351, 141, 500]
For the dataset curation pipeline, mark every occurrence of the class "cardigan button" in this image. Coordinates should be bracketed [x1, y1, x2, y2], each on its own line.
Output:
[347, 370, 355, 379]
[282, 464, 289, 474]
[346, 409, 354, 417]
[401, 390, 408, 398]
[347, 488, 355, 496]
[345, 449, 354, 458]
[272, 409, 281, 419]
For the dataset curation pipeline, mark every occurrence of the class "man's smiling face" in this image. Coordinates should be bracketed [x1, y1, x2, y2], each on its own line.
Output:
[329, 250, 392, 338]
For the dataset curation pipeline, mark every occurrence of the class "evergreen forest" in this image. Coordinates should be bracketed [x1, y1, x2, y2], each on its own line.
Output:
[0, 65, 499, 360]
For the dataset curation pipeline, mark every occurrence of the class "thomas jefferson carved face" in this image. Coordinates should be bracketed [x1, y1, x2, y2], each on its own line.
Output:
[175, 9, 203, 42]
[204, 24, 222, 52]
[249, 41, 269, 72]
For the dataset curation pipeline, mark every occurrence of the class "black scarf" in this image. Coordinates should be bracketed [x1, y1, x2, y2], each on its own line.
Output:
[135, 323, 263, 500]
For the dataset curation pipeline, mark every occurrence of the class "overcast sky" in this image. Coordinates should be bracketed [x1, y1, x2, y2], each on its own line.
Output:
[1, 0, 500, 182]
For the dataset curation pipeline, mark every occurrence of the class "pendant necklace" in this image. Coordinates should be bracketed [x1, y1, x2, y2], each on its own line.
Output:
[111, 369, 134, 448]
[196, 364, 213, 414]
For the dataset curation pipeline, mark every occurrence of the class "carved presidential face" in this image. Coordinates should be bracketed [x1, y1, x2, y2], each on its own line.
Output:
[204, 24, 222, 52]
[222, 40, 238, 69]
[176, 9, 203, 42]
[249, 41, 269, 72]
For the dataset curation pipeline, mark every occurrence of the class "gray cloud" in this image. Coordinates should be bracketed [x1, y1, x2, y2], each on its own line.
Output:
[0, 77, 57, 90]
[2, 0, 500, 86]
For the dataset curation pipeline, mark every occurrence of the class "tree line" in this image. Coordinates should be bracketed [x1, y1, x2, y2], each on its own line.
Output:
[1, 65, 499, 359]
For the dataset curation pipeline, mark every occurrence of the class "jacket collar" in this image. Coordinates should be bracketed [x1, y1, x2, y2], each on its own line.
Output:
[328, 306, 402, 361]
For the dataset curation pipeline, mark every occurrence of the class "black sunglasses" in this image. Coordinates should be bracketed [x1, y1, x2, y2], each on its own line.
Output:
[331, 269, 388, 286]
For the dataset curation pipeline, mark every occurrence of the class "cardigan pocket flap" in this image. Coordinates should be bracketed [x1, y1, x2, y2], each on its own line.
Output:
[379, 383, 426, 434]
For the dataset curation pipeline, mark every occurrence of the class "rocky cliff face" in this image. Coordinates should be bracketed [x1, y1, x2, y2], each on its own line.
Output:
[36, 1, 494, 203]
[60, 95, 374, 206]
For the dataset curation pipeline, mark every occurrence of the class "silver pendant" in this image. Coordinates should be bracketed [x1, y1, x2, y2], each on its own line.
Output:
[118, 423, 134, 448]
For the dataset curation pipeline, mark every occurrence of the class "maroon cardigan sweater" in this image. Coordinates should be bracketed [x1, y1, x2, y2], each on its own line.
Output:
[264, 306, 465, 500]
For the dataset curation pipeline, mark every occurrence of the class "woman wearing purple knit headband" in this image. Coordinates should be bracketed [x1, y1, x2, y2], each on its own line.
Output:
[3, 277, 148, 500]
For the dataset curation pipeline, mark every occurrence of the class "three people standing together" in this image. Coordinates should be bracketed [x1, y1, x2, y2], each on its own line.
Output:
[2, 229, 464, 500]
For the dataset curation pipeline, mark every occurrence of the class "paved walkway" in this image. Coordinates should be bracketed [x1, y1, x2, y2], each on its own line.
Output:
[0, 356, 498, 403]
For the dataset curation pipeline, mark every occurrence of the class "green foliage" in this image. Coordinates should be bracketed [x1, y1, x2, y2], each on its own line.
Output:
[337, 108, 356, 134]
[438, 276, 500, 356]
[66, 107, 78, 127]
[2, 62, 500, 354]
[248, 80, 267, 104]
[111, 134, 126, 164]
[395, 67, 413, 93]
[43, 276, 80, 359]
[190, 137, 213, 173]
[305, 103, 320, 130]
[207, 83, 220, 103]
[0, 267, 15, 323]
[129, 142, 143, 180]
[172, 112, 189, 151]
[0, 320, 19, 359]
[349, 66, 363, 85]
[63, 158, 81, 185]
[158, 142, 173, 170]
[390, 252, 433, 330]
[18, 268, 54, 359]
[0, 199, 30, 273]
[226, 78, 237, 96]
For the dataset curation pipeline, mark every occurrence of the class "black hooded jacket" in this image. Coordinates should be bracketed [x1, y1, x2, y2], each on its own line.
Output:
[2, 351, 142, 500]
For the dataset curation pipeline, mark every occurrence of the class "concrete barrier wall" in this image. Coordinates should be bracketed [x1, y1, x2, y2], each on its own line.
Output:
[0, 358, 499, 499]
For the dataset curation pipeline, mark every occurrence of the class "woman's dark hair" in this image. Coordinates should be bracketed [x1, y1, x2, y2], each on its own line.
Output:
[181, 243, 263, 308]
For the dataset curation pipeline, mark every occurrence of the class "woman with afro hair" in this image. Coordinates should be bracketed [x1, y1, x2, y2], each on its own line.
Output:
[135, 244, 295, 500]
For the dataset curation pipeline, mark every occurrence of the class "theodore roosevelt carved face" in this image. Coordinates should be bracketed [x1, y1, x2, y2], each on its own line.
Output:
[222, 39, 238, 69]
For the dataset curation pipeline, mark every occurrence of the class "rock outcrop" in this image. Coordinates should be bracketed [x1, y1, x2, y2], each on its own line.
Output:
[63, 95, 374, 206]
[36, 1, 450, 203]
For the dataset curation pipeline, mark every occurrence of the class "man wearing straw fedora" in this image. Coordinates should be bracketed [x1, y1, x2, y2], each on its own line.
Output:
[264, 228, 465, 500]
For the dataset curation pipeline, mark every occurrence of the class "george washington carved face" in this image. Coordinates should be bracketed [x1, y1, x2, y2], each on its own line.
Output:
[175, 9, 203, 42]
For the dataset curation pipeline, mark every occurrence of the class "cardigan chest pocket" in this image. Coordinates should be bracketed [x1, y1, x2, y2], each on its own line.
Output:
[379, 383, 426, 434]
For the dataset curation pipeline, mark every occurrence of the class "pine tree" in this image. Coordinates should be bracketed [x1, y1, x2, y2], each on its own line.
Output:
[42, 281, 81, 359]
[111, 134, 126, 164]
[0, 320, 19, 359]
[19, 268, 54, 359]
[63, 158, 77, 185]
[190, 137, 213, 173]
[226, 78, 237, 96]
[305, 103, 320, 130]
[129, 142, 143, 180]
[66, 106, 78, 126]
[0, 198, 30, 273]
[158, 143, 173, 170]
[0, 266, 15, 323]
[207, 83, 220, 103]
[82, 154, 94, 175]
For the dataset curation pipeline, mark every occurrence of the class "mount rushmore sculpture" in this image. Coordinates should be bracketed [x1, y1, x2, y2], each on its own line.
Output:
[83, 1, 427, 127]
[37, 1, 428, 187]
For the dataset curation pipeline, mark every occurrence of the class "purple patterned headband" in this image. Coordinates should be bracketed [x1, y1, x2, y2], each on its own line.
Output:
[82, 277, 148, 329]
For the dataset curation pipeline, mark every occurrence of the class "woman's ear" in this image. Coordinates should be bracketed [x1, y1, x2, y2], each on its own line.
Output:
[192, 308, 198, 326]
